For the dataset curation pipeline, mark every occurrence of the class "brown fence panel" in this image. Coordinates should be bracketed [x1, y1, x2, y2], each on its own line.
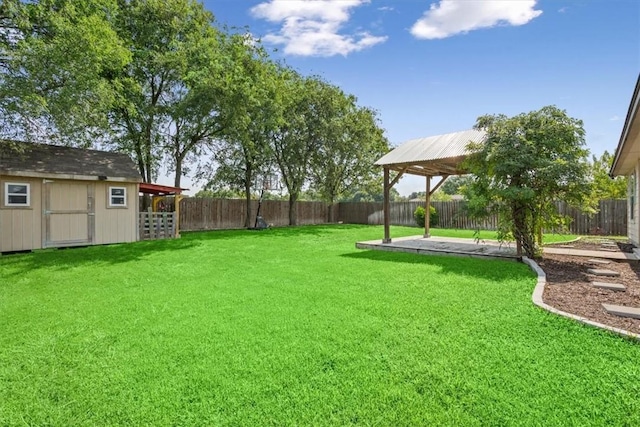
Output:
[179, 198, 628, 236]
[180, 198, 330, 231]
[556, 199, 627, 235]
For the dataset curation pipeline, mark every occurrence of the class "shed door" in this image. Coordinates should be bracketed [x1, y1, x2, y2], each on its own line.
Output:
[43, 181, 95, 248]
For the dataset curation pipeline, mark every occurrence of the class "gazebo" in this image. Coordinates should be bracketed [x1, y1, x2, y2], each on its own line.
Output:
[374, 129, 487, 243]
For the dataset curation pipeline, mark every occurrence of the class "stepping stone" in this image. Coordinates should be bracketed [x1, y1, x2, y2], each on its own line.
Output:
[590, 281, 626, 291]
[602, 304, 640, 319]
[587, 269, 621, 277]
[598, 248, 618, 252]
[588, 258, 611, 265]
[557, 245, 575, 248]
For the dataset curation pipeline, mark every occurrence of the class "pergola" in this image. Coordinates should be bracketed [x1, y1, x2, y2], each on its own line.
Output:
[375, 129, 487, 243]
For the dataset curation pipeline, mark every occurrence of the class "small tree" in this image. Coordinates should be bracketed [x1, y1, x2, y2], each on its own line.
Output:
[413, 206, 438, 228]
[590, 151, 627, 200]
[463, 106, 591, 258]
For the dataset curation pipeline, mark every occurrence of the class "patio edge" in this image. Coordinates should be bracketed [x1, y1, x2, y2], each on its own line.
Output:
[522, 256, 640, 341]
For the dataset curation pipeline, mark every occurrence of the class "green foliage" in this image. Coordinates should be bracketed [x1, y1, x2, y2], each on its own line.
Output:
[0, 0, 130, 144]
[340, 177, 401, 202]
[1, 226, 637, 425]
[194, 188, 243, 199]
[308, 102, 390, 204]
[441, 175, 474, 195]
[464, 106, 591, 258]
[590, 151, 627, 200]
[413, 205, 439, 228]
[2, 0, 391, 223]
[431, 190, 453, 201]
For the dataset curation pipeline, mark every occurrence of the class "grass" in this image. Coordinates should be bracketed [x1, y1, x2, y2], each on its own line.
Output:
[1, 225, 638, 425]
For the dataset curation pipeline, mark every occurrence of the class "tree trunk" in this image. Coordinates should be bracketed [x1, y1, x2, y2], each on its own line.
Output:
[174, 158, 182, 188]
[244, 168, 253, 228]
[512, 201, 535, 258]
[289, 193, 298, 226]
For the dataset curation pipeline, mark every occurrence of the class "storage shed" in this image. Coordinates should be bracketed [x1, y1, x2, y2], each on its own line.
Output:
[0, 141, 142, 252]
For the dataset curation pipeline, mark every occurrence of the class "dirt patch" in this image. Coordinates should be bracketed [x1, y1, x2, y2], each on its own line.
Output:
[538, 252, 640, 334]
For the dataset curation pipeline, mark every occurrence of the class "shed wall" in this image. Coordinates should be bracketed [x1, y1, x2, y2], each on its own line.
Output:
[0, 177, 138, 252]
[0, 176, 43, 251]
[93, 181, 138, 245]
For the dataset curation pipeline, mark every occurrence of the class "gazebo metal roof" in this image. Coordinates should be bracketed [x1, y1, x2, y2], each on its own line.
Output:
[376, 129, 486, 244]
[375, 129, 486, 177]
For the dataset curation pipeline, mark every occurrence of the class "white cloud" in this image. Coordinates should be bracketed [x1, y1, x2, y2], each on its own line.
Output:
[250, 0, 387, 57]
[610, 115, 620, 121]
[378, 6, 394, 12]
[410, 0, 543, 40]
[558, 7, 568, 13]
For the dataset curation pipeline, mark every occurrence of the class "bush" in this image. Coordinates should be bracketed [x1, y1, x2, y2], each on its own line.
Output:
[414, 205, 439, 228]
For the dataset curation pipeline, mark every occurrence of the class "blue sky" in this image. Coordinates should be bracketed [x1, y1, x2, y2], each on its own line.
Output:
[175, 0, 640, 196]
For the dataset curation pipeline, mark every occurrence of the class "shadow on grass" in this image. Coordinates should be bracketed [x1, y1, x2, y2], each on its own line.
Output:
[0, 237, 199, 278]
[181, 223, 370, 241]
[341, 250, 534, 283]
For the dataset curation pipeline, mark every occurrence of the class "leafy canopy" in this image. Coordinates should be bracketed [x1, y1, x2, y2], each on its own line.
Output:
[464, 105, 591, 257]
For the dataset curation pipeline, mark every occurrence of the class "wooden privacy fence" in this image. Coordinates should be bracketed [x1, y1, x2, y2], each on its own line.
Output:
[139, 209, 176, 240]
[338, 199, 627, 236]
[179, 198, 334, 231]
[178, 198, 628, 236]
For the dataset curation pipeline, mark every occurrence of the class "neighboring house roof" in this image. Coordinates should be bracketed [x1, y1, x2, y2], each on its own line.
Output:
[0, 141, 142, 182]
[375, 129, 487, 177]
[610, 73, 640, 177]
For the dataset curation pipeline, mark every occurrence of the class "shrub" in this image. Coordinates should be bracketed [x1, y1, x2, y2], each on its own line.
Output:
[414, 205, 438, 228]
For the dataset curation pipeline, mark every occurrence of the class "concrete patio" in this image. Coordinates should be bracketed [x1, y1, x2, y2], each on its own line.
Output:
[356, 235, 640, 262]
[356, 235, 520, 261]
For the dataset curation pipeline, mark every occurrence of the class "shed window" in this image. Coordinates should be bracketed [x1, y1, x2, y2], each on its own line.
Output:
[109, 186, 127, 207]
[4, 183, 30, 207]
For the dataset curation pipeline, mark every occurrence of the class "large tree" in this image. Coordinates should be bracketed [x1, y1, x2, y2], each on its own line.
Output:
[309, 101, 389, 209]
[108, 0, 230, 184]
[202, 50, 283, 227]
[0, 0, 129, 145]
[270, 71, 326, 225]
[463, 106, 591, 258]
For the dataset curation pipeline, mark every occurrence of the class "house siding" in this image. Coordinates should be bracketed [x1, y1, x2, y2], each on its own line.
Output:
[630, 161, 640, 246]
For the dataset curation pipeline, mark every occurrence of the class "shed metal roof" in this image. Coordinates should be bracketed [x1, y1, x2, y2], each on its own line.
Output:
[375, 129, 486, 177]
[0, 141, 142, 182]
[139, 182, 187, 195]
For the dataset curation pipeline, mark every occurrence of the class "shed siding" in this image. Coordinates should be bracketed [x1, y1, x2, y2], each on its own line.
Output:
[93, 181, 138, 245]
[0, 176, 42, 251]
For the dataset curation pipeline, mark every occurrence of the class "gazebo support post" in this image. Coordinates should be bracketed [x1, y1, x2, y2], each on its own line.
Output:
[424, 175, 431, 238]
[383, 167, 391, 243]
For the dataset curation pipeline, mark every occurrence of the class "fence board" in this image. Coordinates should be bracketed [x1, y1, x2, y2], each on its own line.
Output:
[139, 210, 175, 240]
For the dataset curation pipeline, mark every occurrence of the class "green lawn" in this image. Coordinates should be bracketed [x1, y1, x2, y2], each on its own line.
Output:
[1, 225, 637, 425]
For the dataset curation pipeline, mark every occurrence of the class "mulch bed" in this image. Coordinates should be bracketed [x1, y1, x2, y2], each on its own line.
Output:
[539, 239, 640, 334]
